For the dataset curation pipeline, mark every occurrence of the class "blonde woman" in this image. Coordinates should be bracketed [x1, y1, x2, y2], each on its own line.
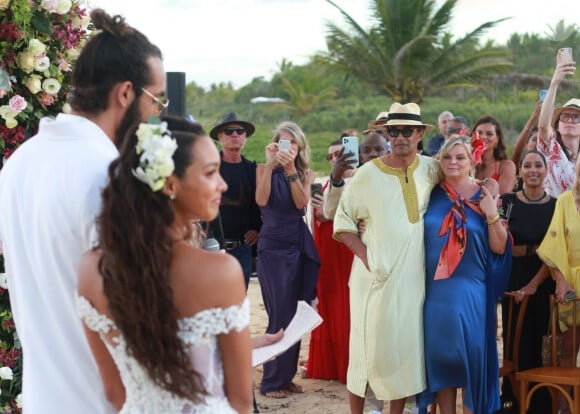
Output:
[420, 137, 511, 414]
[255, 121, 320, 398]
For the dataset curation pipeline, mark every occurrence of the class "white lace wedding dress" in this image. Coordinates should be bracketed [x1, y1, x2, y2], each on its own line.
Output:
[76, 294, 250, 413]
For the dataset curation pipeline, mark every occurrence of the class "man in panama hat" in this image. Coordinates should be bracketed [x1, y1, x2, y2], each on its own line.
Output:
[334, 102, 439, 414]
[209, 112, 261, 288]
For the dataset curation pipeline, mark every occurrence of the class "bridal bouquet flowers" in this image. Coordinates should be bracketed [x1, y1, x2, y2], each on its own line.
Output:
[0, 0, 89, 159]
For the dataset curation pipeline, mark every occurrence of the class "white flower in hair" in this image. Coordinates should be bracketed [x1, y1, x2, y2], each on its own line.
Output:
[132, 121, 178, 191]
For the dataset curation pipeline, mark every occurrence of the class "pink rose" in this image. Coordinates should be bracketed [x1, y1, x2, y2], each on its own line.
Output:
[41, 0, 59, 12]
[8, 95, 27, 113]
[39, 93, 55, 106]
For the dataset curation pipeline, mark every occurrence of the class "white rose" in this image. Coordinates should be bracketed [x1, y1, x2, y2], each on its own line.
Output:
[28, 39, 47, 56]
[34, 56, 50, 72]
[0, 105, 18, 121]
[15, 393, 23, 409]
[66, 47, 80, 61]
[17, 52, 35, 73]
[156, 159, 175, 178]
[24, 74, 43, 94]
[0, 274, 7, 290]
[55, 0, 72, 14]
[0, 0, 10, 11]
[0, 366, 13, 381]
[5, 118, 17, 129]
[16, 393, 24, 408]
[62, 102, 72, 114]
[42, 78, 61, 95]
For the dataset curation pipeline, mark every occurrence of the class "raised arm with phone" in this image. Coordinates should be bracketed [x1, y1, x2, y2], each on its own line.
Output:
[536, 47, 579, 197]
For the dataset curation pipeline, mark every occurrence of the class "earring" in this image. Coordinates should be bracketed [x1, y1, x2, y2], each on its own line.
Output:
[169, 194, 176, 200]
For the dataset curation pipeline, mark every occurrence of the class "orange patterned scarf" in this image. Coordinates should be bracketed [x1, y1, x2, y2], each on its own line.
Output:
[434, 181, 484, 280]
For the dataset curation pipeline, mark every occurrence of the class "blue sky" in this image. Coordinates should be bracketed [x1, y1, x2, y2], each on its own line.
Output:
[89, 0, 578, 89]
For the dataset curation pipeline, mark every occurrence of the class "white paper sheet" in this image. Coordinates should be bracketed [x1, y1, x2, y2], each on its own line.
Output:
[252, 301, 323, 367]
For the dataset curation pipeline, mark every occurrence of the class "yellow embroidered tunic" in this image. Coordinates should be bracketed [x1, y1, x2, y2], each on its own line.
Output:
[537, 190, 580, 330]
[333, 155, 439, 400]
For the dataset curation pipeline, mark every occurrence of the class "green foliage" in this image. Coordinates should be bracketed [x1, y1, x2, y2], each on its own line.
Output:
[184, 3, 580, 176]
[320, 0, 513, 103]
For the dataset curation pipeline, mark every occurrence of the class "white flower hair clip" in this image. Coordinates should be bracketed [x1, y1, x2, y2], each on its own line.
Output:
[132, 121, 178, 192]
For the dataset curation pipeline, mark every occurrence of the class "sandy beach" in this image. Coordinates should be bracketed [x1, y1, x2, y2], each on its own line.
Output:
[249, 278, 354, 414]
[249, 277, 494, 414]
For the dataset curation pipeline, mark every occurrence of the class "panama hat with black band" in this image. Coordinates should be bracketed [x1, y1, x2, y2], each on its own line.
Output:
[386, 103, 434, 129]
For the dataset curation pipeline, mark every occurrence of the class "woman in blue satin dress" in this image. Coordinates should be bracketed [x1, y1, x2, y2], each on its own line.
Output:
[420, 137, 512, 414]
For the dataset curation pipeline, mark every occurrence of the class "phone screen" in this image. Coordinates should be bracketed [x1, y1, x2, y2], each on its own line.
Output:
[539, 89, 548, 102]
[342, 136, 359, 166]
[311, 183, 323, 198]
[279, 139, 291, 152]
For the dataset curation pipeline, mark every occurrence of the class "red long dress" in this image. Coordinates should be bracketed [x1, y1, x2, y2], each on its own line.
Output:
[306, 180, 354, 384]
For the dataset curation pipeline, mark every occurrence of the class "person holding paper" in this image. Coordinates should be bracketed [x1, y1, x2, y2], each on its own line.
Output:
[255, 121, 320, 399]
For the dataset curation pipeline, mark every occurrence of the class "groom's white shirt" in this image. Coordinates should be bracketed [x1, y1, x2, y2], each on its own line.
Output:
[0, 114, 117, 413]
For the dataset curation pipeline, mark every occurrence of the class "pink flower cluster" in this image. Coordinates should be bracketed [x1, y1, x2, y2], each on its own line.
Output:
[0, 0, 89, 159]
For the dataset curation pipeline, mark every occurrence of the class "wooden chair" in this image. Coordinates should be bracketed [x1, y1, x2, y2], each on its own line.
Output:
[499, 291, 530, 403]
[516, 295, 580, 414]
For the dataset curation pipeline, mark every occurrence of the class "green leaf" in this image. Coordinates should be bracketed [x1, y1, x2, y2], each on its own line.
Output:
[31, 13, 53, 35]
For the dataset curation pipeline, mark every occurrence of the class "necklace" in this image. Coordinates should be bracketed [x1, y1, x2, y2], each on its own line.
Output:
[521, 187, 547, 203]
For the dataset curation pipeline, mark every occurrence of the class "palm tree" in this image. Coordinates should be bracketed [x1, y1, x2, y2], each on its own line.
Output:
[322, 0, 514, 103]
[272, 58, 339, 118]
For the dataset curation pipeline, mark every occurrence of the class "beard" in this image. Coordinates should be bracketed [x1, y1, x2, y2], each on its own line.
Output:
[114, 97, 142, 149]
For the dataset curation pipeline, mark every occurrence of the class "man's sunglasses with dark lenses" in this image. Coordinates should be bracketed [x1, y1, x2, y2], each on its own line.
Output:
[387, 127, 417, 138]
[223, 127, 246, 136]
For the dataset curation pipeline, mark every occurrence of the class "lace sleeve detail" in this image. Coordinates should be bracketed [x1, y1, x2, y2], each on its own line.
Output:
[75, 293, 116, 334]
[178, 298, 250, 344]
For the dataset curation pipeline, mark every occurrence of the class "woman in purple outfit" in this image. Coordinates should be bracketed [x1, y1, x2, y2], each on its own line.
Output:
[255, 121, 320, 399]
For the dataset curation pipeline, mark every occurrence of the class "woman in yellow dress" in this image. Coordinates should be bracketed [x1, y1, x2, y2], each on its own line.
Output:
[537, 155, 580, 369]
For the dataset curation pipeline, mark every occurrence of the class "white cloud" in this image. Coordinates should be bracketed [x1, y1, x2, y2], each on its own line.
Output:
[89, 0, 577, 88]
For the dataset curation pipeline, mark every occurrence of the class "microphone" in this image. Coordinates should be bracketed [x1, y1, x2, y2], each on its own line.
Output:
[202, 237, 221, 252]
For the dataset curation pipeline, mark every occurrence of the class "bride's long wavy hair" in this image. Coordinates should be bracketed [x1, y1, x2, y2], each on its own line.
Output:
[97, 123, 207, 400]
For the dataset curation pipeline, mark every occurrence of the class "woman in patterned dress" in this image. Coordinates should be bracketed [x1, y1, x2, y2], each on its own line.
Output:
[536, 48, 579, 197]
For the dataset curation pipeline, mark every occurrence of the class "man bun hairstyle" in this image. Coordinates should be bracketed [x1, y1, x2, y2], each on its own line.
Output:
[68, 8, 162, 114]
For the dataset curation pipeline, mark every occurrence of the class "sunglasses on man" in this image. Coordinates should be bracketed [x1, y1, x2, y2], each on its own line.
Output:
[387, 127, 418, 138]
[222, 127, 246, 136]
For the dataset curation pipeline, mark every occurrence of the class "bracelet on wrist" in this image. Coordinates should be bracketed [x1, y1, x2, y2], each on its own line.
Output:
[286, 172, 300, 183]
[486, 214, 500, 225]
[330, 175, 345, 187]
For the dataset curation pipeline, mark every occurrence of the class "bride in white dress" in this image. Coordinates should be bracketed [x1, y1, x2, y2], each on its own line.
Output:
[76, 120, 253, 413]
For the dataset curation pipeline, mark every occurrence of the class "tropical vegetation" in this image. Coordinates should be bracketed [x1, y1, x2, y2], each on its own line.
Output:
[185, 0, 578, 174]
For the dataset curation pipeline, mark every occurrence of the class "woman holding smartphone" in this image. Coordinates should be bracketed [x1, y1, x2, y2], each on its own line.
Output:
[255, 121, 320, 399]
[536, 47, 578, 197]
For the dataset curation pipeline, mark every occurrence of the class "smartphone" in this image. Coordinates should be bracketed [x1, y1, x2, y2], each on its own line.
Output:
[310, 183, 323, 198]
[558, 47, 574, 65]
[342, 136, 359, 166]
[278, 139, 291, 152]
[539, 89, 548, 102]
